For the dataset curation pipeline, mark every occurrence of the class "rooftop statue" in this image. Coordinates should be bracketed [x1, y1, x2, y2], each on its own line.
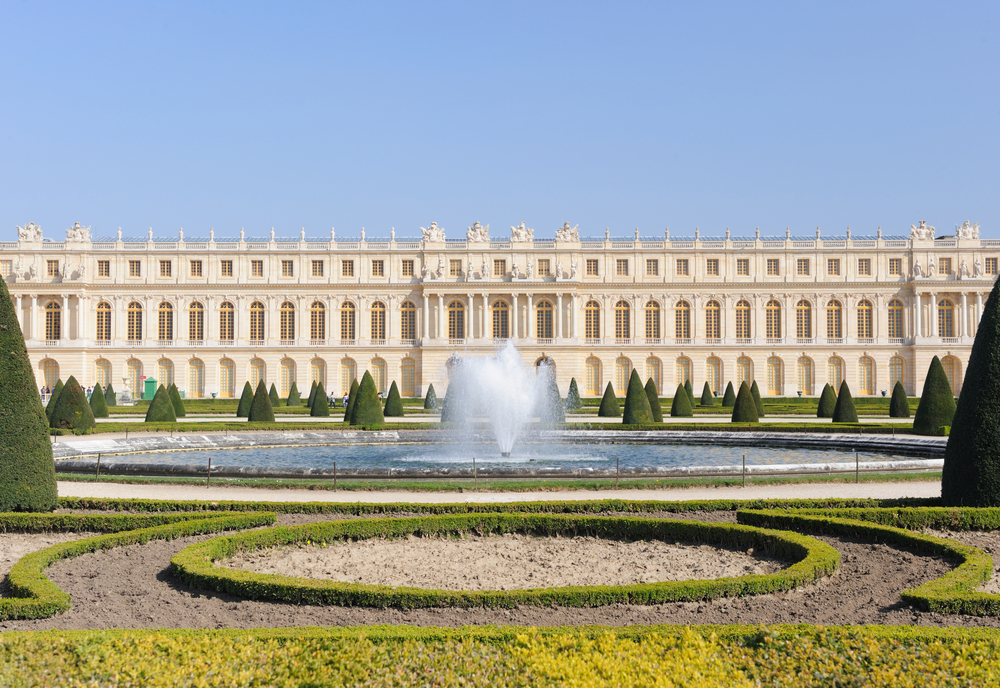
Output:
[510, 222, 534, 242]
[466, 221, 490, 242]
[65, 222, 91, 242]
[16, 222, 42, 242]
[957, 221, 980, 240]
[910, 220, 935, 240]
[555, 222, 579, 242]
[421, 222, 446, 242]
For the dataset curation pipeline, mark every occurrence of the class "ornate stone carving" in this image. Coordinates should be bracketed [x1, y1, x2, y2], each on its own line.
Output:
[526, 258, 533, 278]
[466, 222, 490, 242]
[910, 221, 935, 240]
[957, 221, 980, 240]
[570, 258, 578, 278]
[436, 254, 445, 278]
[65, 222, 91, 242]
[555, 222, 579, 242]
[16, 222, 42, 242]
[481, 257, 488, 280]
[960, 259, 971, 279]
[510, 222, 534, 242]
[975, 258, 984, 277]
[421, 222, 446, 242]
[913, 260, 923, 278]
[927, 257, 936, 277]
[555, 260, 564, 278]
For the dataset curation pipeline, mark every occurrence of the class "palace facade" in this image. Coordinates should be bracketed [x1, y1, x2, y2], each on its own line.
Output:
[6, 220, 994, 401]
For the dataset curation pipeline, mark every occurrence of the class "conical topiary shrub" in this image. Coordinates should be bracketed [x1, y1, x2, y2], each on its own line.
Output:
[104, 382, 117, 406]
[566, 378, 582, 412]
[268, 383, 281, 408]
[597, 382, 620, 418]
[306, 380, 317, 408]
[144, 384, 176, 423]
[89, 382, 109, 419]
[889, 381, 910, 418]
[310, 382, 329, 417]
[236, 382, 253, 417]
[384, 381, 404, 417]
[45, 379, 64, 421]
[424, 384, 438, 410]
[913, 356, 957, 436]
[700, 382, 714, 407]
[248, 380, 275, 422]
[750, 380, 765, 417]
[622, 369, 653, 425]
[539, 372, 565, 423]
[349, 371, 384, 427]
[50, 376, 96, 434]
[0, 276, 57, 511]
[168, 383, 186, 418]
[684, 379, 695, 406]
[670, 384, 693, 418]
[832, 380, 858, 423]
[722, 382, 736, 408]
[817, 383, 837, 418]
[731, 381, 759, 423]
[286, 381, 301, 407]
[644, 378, 663, 422]
[344, 378, 360, 420]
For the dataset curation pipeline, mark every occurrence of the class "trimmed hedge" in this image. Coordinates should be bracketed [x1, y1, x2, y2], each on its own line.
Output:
[597, 382, 620, 417]
[684, 379, 695, 407]
[566, 378, 582, 412]
[104, 382, 117, 406]
[49, 376, 96, 434]
[248, 381, 275, 422]
[722, 381, 736, 408]
[731, 381, 759, 423]
[268, 383, 282, 408]
[621, 370, 652, 425]
[644, 378, 663, 422]
[236, 382, 254, 418]
[384, 381, 404, 417]
[670, 384, 693, 418]
[700, 381, 714, 407]
[424, 383, 438, 410]
[168, 383, 186, 418]
[344, 378, 360, 421]
[538, 369, 565, 423]
[750, 380, 765, 417]
[817, 383, 836, 418]
[286, 380, 301, 407]
[171, 513, 838, 609]
[914, 356, 956, 436]
[306, 380, 317, 408]
[144, 384, 176, 423]
[89, 382, 109, 418]
[44, 379, 63, 421]
[349, 371, 384, 426]
[310, 382, 329, 417]
[832, 380, 858, 423]
[889, 381, 910, 418]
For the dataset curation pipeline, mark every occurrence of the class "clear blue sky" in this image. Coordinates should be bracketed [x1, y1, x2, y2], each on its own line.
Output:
[1, 1, 997, 241]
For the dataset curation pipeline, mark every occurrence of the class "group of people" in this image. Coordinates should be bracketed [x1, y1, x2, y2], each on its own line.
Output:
[39, 385, 100, 401]
[333, 391, 384, 408]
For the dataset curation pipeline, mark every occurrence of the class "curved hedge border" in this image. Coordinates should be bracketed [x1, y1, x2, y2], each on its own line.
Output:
[768, 506, 1000, 532]
[0, 511, 276, 620]
[170, 513, 839, 609]
[0, 511, 231, 533]
[738, 509, 999, 616]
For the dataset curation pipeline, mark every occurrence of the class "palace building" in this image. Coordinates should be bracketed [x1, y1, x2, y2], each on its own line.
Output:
[6, 219, 994, 401]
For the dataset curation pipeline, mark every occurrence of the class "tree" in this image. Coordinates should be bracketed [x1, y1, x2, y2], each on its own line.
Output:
[310, 382, 329, 417]
[104, 383, 117, 407]
[0, 276, 57, 511]
[286, 381, 301, 407]
[248, 380, 275, 422]
[424, 384, 438, 410]
[644, 378, 663, 422]
[384, 381, 404, 417]
[49, 376, 96, 434]
[817, 383, 837, 418]
[731, 381, 759, 423]
[539, 372, 565, 423]
[750, 380, 765, 417]
[45, 379, 63, 422]
[168, 383, 186, 418]
[306, 380, 317, 408]
[913, 356, 957, 435]
[622, 369, 653, 424]
[349, 371, 384, 426]
[344, 378, 360, 421]
[889, 381, 910, 418]
[236, 382, 253, 417]
[684, 379, 695, 406]
[268, 383, 281, 408]
[597, 382, 620, 418]
[699, 382, 714, 407]
[832, 381, 858, 423]
[89, 382, 109, 419]
[721, 382, 736, 408]
[144, 384, 177, 423]
[670, 384, 693, 418]
[566, 378, 582, 412]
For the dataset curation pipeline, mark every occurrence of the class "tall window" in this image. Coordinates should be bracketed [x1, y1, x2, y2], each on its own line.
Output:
[675, 259, 689, 276]
[220, 260, 233, 277]
[493, 259, 506, 276]
[826, 300, 843, 339]
[858, 258, 872, 276]
[705, 300, 721, 339]
[706, 357, 721, 394]
[674, 300, 690, 340]
[536, 301, 553, 339]
[188, 359, 204, 398]
[44, 302, 61, 341]
[706, 258, 719, 276]
[889, 258, 902, 276]
[828, 357, 844, 389]
[158, 302, 173, 341]
[616, 259, 629, 276]
[126, 359, 142, 396]
[158, 359, 174, 388]
[311, 359, 326, 388]
[645, 301, 660, 339]
[342, 260, 354, 277]
[281, 260, 294, 277]
[310, 301, 326, 341]
[219, 302, 234, 341]
[614, 300, 630, 340]
[341, 302, 356, 341]
[400, 301, 416, 340]
[219, 358, 235, 397]
[858, 356, 874, 394]
[646, 259, 659, 276]
[585, 300, 601, 340]
[766, 356, 782, 395]
[249, 301, 265, 341]
[97, 260, 110, 277]
[938, 299, 955, 337]
[942, 356, 958, 393]
[401, 260, 414, 277]
[127, 301, 142, 341]
[95, 359, 111, 388]
[371, 260, 384, 277]
[400, 358, 416, 397]
[280, 358, 295, 396]
[646, 356, 662, 394]
[586, 259, 599, 276]
[159, 260, 172, 277]
[889, 356, 904, 389]
[857, 300, 873, 339]
[765, 300, 781, 339]
[448, 301, 465, 339]
[96, 302, 111, 341]
[797, 356, 813, 395]
[796, 300, 812, 339]
[735, 300, 751, 339]
[675, 357, 691, 387]
[41, 359, 59, 388]
[766, 258, 779, 276]
[251, 260, 264, 277]
[736, 258, 749, 276]
[827, 259, 841, 276]
[279, 302, 295, 341]
[615, 357, 632, 394]
[888, 299, 904, 338]
[341, 358, 357, 395]
[585, 357, 602, 395]
[449, 259, 462, 277]
[249, 358, 265, 389]
[797, 258, 810, 276]
[311, 260, 324, 277]
[188, 302, 204, 342]
[370, 358, 387, 394]
[371, 302, 386, 341]
[736, 356, 752, 386]
[492, 300, 509, 339]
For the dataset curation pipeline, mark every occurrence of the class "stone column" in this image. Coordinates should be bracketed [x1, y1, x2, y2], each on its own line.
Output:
[15, 295, 22, 332]
[481, 294, 488, 339]
[526, 294, 533, 339]
[556, 293, 563, 340]
[977, 292, 984, 336]
[930, 293, 938, 338]
[466, 294, 473, 339]
[61, 295, 68, 340]
[961, 292, 968, 338]
[914, 293, 921, 339]
[422, 294, 429, 339]
[570, 294, 577, 338]
[79, 295, 88, 341]
[512, 294, 518, 339]
[29, 294, 37, 341]
[437, 293, 444, 339]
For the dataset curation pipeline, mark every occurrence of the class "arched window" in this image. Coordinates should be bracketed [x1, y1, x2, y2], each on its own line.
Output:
[310, 358, 326, 388]
[615, 300, 631, 340]
[249, 358, 265, 388]
[615, 356, 632, 394]
[96, 302, 112, 341]
[857, 300, 873, 339]
[44, 302, 61, 341]
[95, 359, 111, 388]
[736, 356, 752, 387]
[585, 300, 601, 340]
[645, 301, 660, 340]
[249, 302, 265, 342]
[188, 302, 204, 342]
[826, 300, 843, 340]
[796, 300, 812, 340]
[126, 359, 142, 397]
[400, 301, 416, 341]
[858, 356, 874, 394]
[280, 358, 295, 396]
[340, 302, 356, 341]
[219, 358, 235, 398]
[219, 302, 234, 341]
[370, 357, 387, 394]
[448, 300, 465, 340]
[797, 356, 813, 395]
[706, 356, 722, 394]
[889, 356, 905, 389]
[188, 359, 204, 398]
[280, 301, 295, 342]
[942, 355, 960, 394]
[158, 302, 173, 341]
[41, 359, 59, 388]
[938, 299, 955, 338]
[828, 356, 844, 389]
[585, 356, 602, 395]
[765, 300, 781, 340]
[492, 300, 509, 339]
[400, 358, 416, 397]
[705, 300, 721, 340]
[735, 300, 751, 339]
[341, 358, 357, 395]
[127, 301, 142, 341]
[646, 356, 662, 394]
[310, 301, 326, 342]
[766, 356, 782, 395]
[888, 299, 905, 339]
[158, 358, 174, 388]
[675, 356, 691, 387]
[535, 300, 553, 339]
[370, 301, 386, 342]
[675, 300, 690, 340]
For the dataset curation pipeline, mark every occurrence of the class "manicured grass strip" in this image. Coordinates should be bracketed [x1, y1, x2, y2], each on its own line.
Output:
[0, 512, 276, 621]
[170, 513, 838, 609]
[738, 509, 999, 616]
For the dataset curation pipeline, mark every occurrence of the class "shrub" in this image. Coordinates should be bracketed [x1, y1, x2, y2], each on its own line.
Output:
[268, 383, 281, 408]
[344, 378, 360, 420]
[167, 383, 186, 418]
[310, 382, 329, 417]
[566, 378, 582, 412]
[684, 379, 695, 406]
[248, 381, 275, 423]
[644, 378, 663, 422]
[384, 381, 404, 417]
[306, 380, 317, 408]
[622, 370, 653, 425]
[144, 385, 177, 423]
[731, 381, 759, 423]
[597, 382, 620, 418]
[349, 371, 384, 426]
[104, 382, 117, 407]
[236, 382, 253, 418]
[721, 382, 736, 408]
[670, 384, 693, 418]
[889, 381, 910, 418]
[817, 383, 837, 418]
[44, 379, 63, 421]
[700, 382, 714, 407]
[89, 382, 109, 419]
[539, 371, 565, 423]
[750, 380, 765, 417]
[832, 381, 858, 423]
[286, 381, 300, 407]
[424, 384, 438, 410]
[49, 376, 96, 434]
[914, 356, 957, 436]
